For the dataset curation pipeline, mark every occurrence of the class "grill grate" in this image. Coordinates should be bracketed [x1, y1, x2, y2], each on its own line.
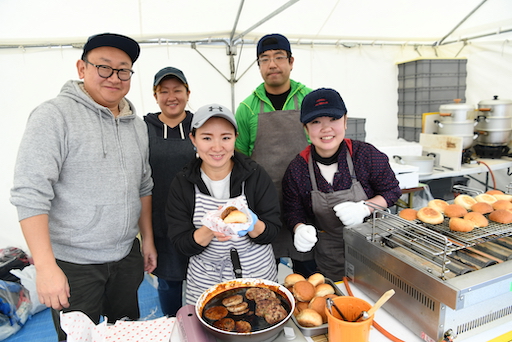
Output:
[368, 210, 512, 278]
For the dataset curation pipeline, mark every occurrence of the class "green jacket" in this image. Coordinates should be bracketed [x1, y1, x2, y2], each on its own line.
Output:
[235, 79, 312, 156]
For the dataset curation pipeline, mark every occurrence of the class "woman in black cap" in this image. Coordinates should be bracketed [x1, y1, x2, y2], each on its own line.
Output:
[282, 88, 401, 282]
[144, 67, 195, 316]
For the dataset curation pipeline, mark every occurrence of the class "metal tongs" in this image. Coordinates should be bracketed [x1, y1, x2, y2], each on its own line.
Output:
[326, 297, 349, 321]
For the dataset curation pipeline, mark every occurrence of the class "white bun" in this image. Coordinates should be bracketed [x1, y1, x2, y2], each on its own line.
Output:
[454, 195, 477, 210]
[417, 207, 444, 224]
[428, 199, 449, 213]
[474, 193, 498, 205]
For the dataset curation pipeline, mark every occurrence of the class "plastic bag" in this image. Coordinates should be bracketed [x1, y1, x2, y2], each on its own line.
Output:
[0, 247, 30, 283]
[10, 265, 46, 315]
[0, 280, 31, 340]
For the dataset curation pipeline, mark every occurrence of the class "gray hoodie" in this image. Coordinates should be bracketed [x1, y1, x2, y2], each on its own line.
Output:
[10, 80, 153, 264]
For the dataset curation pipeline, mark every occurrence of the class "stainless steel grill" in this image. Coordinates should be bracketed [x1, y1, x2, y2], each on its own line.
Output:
[344, 210, 512, 341]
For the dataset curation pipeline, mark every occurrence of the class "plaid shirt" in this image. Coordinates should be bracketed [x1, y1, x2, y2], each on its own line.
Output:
[282, 139, 401, 230]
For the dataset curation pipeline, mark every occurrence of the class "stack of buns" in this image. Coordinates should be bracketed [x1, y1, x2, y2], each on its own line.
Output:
[285, 272, 338, 327]
[397, 190, 512, 232]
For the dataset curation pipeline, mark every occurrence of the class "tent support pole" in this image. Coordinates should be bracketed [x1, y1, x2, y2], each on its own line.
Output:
[434, 0, 488, 46]
[234, 0, 300, 41]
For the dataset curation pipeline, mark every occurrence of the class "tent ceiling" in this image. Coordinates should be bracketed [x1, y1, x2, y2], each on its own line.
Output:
[2, 0, 512, 49]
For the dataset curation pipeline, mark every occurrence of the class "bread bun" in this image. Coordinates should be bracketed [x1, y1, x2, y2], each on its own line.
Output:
[284, 273, 306, 288]
[443, 204, 468, 218]
[307, 273, 325, 287]
[222, 206, 248, 223]
[308, 296, 328, 323]
[428, 199, 449, 213]
[493, 194, 512, 202]
[417, 207, 444, 224]
[474, 193, 498, 205]
[323, 294, 339, 300]
[294, 301, 309, 316]
[292, 280, 316, 302]
[486, 189, 504, 196]
[296, 308, 323, 327]
[492, 199, 512, 211]
[399, 208, 417, 221]
[464, 212, 488, 228]
[315, 283, 335, 297]
[489, 209, 512, 224]
[470, 202, 494, 215]
[454, 195, 477, 210]
[449, 217, 474, 232]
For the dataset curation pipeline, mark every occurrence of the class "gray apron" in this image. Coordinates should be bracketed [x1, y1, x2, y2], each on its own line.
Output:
[251, 97, 311, 260]
[309, 150, 368, 281]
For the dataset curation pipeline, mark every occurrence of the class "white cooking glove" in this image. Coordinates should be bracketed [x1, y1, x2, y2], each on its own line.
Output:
[333, 200, 371, 227]
[294, 224, 318, 252]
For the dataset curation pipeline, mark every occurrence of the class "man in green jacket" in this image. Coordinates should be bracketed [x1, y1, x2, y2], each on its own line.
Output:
[235, 33, 316, 277]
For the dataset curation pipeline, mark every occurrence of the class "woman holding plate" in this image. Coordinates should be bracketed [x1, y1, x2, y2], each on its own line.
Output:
[166, 104, 280, 304]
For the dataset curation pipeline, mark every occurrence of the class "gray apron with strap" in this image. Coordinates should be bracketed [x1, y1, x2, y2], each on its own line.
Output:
[250, 97, 310, 260]
[309, 150, 368, 281]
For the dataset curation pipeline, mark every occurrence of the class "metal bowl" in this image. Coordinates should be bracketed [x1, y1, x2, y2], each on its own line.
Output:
[195, 278, 295, 342]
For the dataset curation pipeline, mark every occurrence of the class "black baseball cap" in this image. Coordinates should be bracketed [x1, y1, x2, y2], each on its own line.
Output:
[300, 88, 348, 124]
[81, 33, 140, 63]
[153, 67, 188, 88]
[257, 33, 291, 57]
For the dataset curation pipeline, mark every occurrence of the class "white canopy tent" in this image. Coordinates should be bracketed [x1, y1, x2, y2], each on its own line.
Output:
[1, 0, 512, 250]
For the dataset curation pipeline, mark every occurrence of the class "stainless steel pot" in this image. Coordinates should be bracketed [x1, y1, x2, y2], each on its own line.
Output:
[435, 120, 476, 135]
[478, 96, 512, 118]
[195, 278, 295, 342]
[475, 129, 512, 146]
[393, 154, 435, 175]
[434, 120, 477, 149]
[475, 115, 512, 131]
[439, 100, 475, 122]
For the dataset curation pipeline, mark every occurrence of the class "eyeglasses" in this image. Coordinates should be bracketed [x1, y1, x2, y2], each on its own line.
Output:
[257, 56, 289, 65]
[84, 60, 134, 81]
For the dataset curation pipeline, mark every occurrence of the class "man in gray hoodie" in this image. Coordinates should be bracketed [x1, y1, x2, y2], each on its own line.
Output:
[10, 33, 157, 340]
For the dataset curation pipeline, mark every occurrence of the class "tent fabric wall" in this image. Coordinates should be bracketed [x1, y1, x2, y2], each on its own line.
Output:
[1, 0, 512, 251]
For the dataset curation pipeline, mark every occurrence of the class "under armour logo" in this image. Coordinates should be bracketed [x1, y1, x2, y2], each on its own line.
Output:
[209, 106, 223, 112]
[315, 98, 329, 106]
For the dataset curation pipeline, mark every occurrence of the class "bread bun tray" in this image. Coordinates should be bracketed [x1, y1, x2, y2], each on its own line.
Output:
[290, 277, 344, 336]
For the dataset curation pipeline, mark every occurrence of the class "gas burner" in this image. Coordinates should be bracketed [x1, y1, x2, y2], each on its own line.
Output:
[461, 149, 474, 164]
[473, 144, 510, 159]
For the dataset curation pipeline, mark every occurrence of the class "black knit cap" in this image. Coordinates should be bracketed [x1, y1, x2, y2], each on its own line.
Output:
[81, 33, 140, 63]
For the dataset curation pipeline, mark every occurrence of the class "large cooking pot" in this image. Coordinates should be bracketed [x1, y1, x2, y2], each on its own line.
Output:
[434, 119, 476, 135]
[195, 278, 295, 342]
[433, 120, 477, 149]
[478, 96, 512, 118]
[393, 154, 435, 175]
[475, 115, 512, 131]
[475, 129, 512, 146]
[439, 99, 475, 122]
